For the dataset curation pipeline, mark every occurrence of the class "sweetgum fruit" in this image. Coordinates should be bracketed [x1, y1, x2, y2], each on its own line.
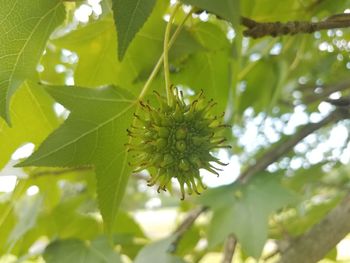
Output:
[127, 87, 230, 199]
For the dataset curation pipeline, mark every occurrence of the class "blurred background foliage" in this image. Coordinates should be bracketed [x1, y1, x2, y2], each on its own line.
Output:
[1, 0, 350, 262]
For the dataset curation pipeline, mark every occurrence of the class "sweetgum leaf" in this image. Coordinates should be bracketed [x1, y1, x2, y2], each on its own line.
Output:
[112, 0, 157, 60]
[134, 237, 186, 263]
[44, 238, 122, 263]
[201, 174, 298, 258]
[7, 194, 43, 248]
[17, 85, 136, 231]
[173, 51, 230, 113]
[0, 82, 59, 170]
[53, 2, 199, 88]
[181, 0, 240, 25]
[0, 0, 65, 123]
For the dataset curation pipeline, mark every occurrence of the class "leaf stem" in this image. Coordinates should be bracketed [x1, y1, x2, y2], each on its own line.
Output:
[138, 6, 193, 101]
[164, 3, 181, 105]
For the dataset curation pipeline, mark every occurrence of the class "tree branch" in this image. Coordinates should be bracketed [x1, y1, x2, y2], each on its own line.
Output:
[221, 234, 237, 263]
[238, 107, 350, 183]
[277, 192, 350, 263]
[168, 206, 208, 253]
[302, 80, 350, 104]
[242, 13, 350, 38]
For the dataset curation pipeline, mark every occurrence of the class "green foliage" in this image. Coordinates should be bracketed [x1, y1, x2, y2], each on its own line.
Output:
[181, 0, 240, 25]
[17, 85, 135, 231]
[44, 238, 122, 263]
[0, 0, 65, 122]
[112, 0, 157, 60]
[1, 0, 350, 262]
[134, 237, 186, 263]
[0, 82, 59, 169]
[201, 174, 297, 258]
[8, 194, 43, 248]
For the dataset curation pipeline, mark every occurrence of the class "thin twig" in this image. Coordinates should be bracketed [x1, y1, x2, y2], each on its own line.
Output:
[237, 107, 350, 183]
[163, 3, 181, 106]
[326, 97, 350, 107]
[263, 248, 280, 261]
[302, 80, 350, 104]
[241, 13, 350, 38]
[138, 8, 193, 100]
[278, 192, 350, 263]
[168, 206, 208, 253]
[221, 234, 237, 263]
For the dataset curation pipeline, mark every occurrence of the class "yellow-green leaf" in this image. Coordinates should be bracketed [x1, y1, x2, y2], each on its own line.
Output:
[17, 85, 136, 231]
[0, 0, 65, 123]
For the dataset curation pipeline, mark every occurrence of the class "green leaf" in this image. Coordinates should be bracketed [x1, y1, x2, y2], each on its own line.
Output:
[241, 0, 302, 20]
[53, 18, 121, 87]
[173, 51, 230, 113]
[190, 22, 230, 51]
[44, 237, 122, 263]
[270, 196, 342, 238]
[181, 0, 240, 25]
[113, 211, 145, 237]
[175, 226, 200, 256]
[206, 175, 298, 258]
[111, 211, 146, 258]
[0, 202, 16, 253]
[0, 0, 65, 123]
[53, 3, 200, 90]
[134, 237, 186, 263]
[7, 195, 43, 247]
[17, 85, 136, 231]
[112, 0, 157, 60]
[325, 247, 337, 260]
[198, 184, 235, 210]
[51, 195, 101, 240]
[239, 59, 279, 114]
[0, 82, 59, 170]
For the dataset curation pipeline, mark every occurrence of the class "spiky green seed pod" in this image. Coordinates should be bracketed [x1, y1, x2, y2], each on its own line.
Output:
[127, 87, 230, 199]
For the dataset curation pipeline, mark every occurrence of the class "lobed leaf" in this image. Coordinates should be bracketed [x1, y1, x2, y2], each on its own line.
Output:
[44, 238, 122, 263]
[181, 0, 240, 25]
[0, 82, 59, 170]
[112, 0, 157, 60]
[134, 237, 186, 263]
[202, 174, 298, 258]
[17, 85, 136, 232]
[0, 0, 65, 123]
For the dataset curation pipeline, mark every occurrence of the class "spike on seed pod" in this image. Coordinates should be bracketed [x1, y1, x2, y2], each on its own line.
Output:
[127, 86, 230, 199]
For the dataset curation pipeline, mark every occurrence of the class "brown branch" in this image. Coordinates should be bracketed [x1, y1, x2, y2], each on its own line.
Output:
[302, 80, 350, 104]
[168, 206, 208, 253]
[277, 192, 350, 263]
[221, 234, 237, 263]
[238, 107, 350, 183]
[326, 97, 350, 107]
[263, 248, 280, 261]
[241, 13, 350, 38]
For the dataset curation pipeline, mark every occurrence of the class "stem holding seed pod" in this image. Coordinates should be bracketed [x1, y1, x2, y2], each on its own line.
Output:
[164, 3, 181, 106]
[126, 2, 230, 199]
